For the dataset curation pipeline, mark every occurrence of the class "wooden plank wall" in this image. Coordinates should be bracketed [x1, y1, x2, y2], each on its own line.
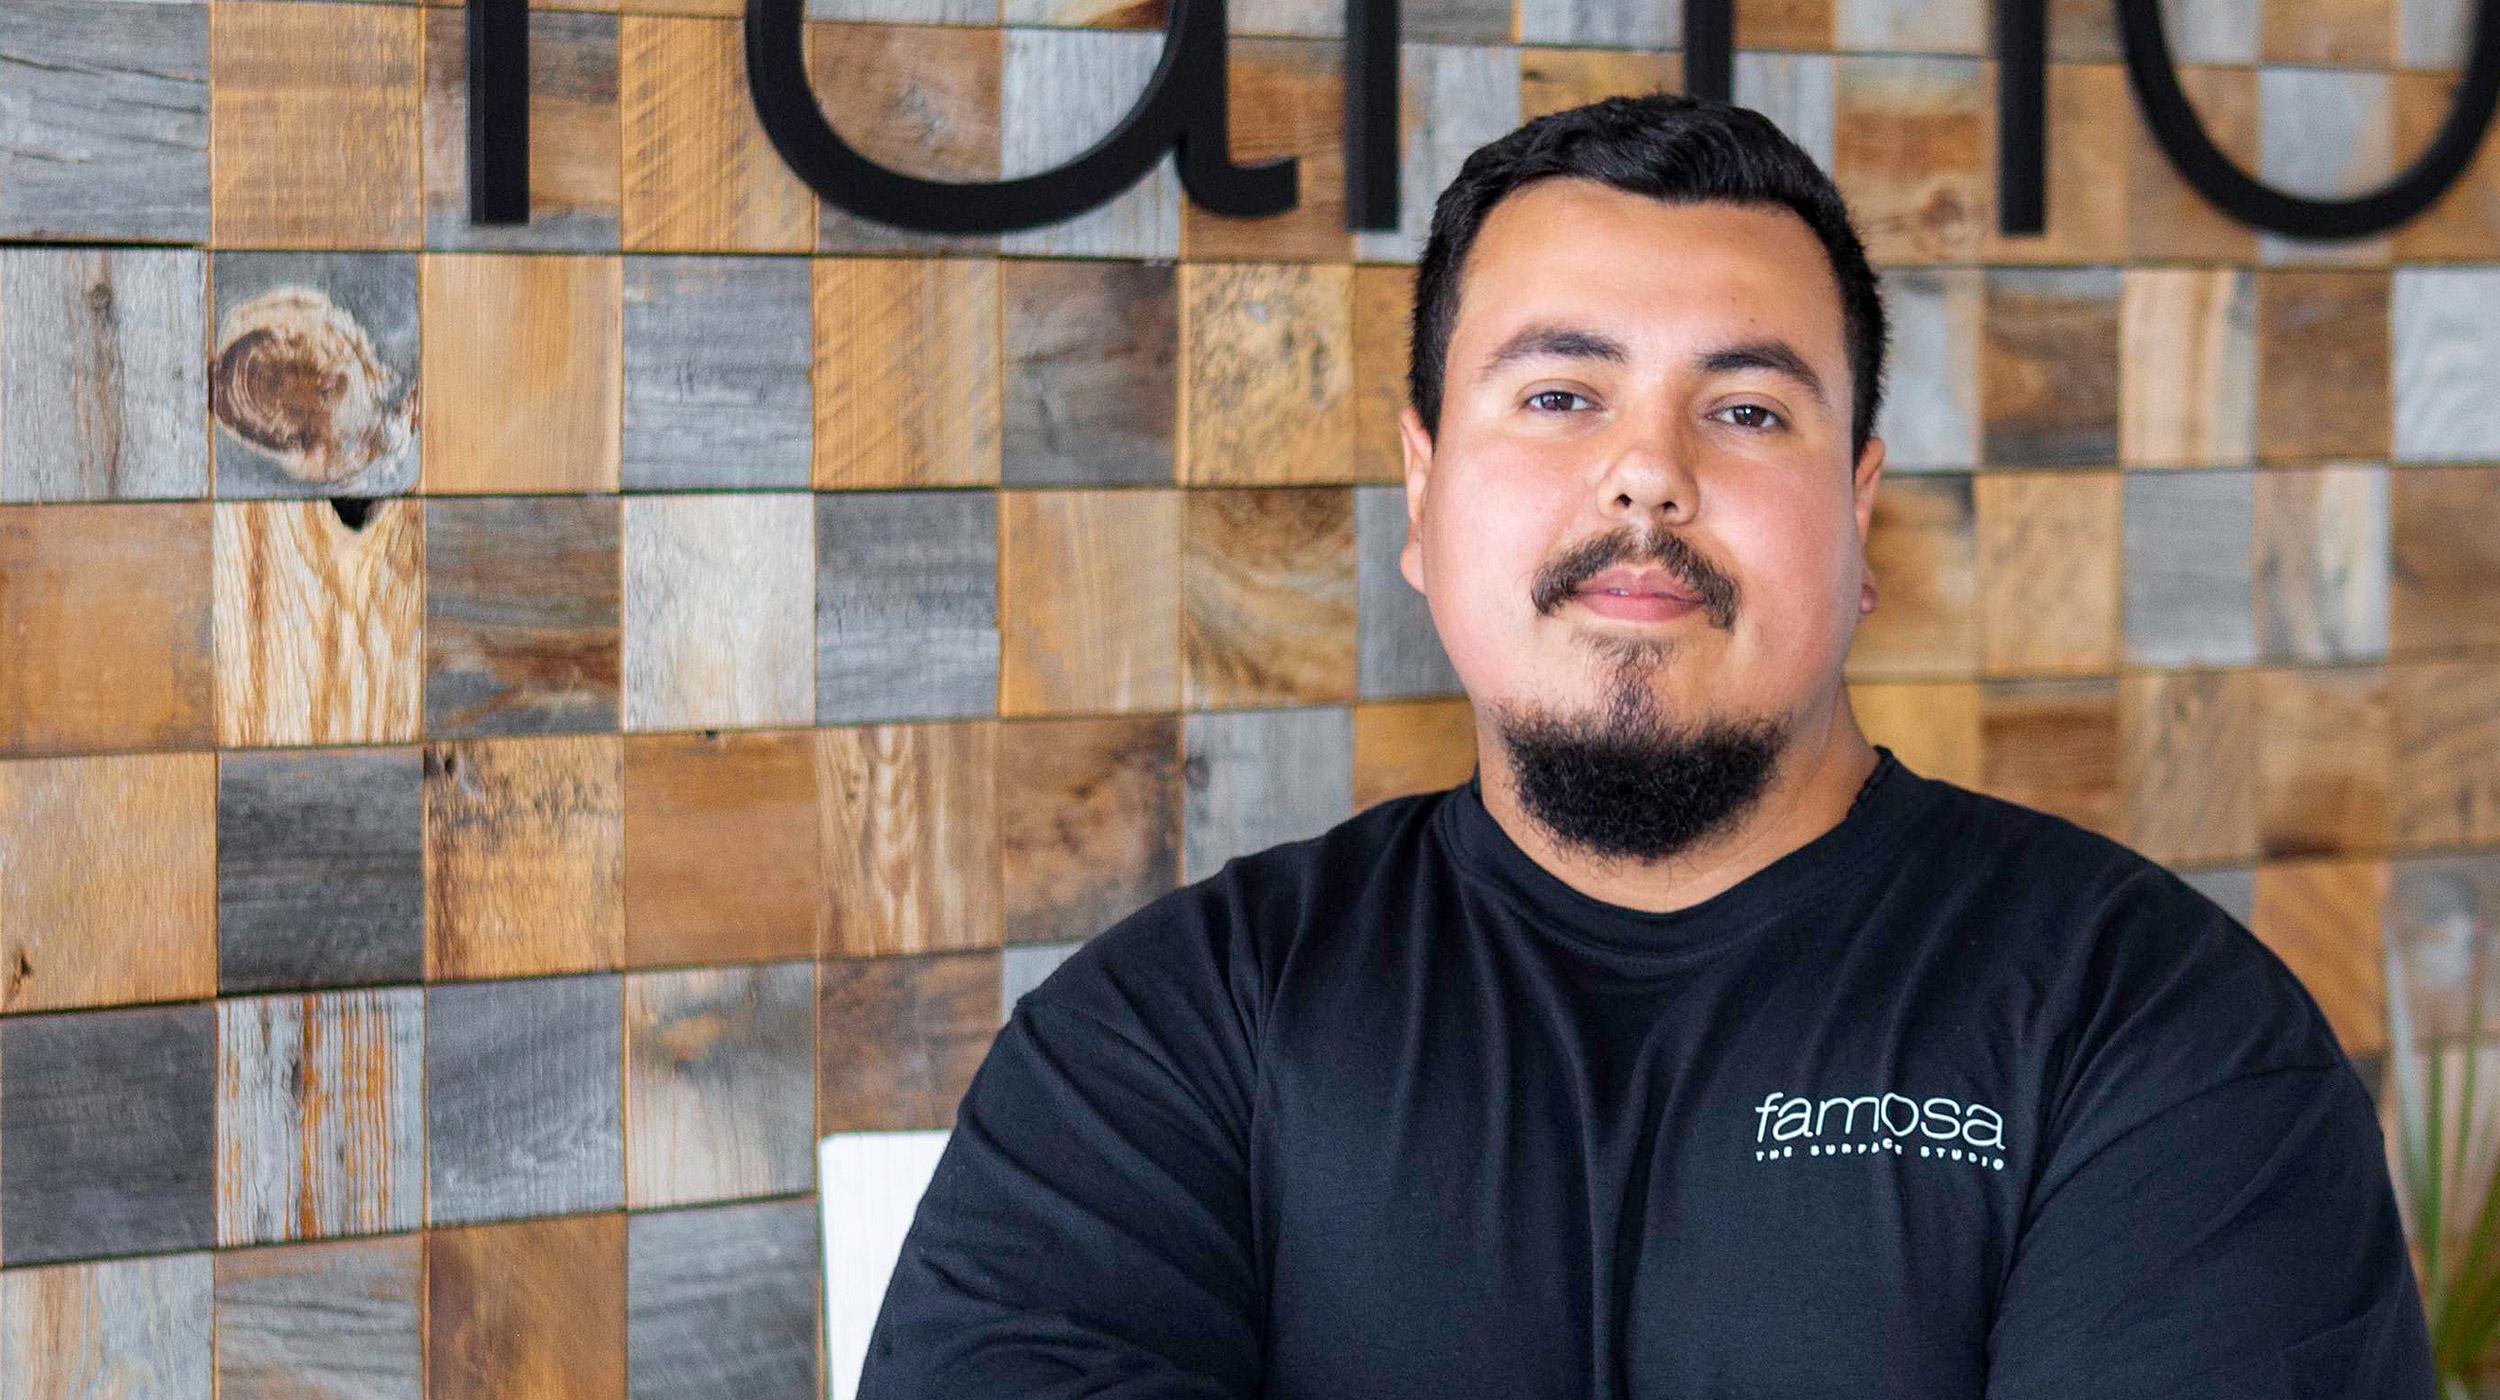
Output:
[1, 0, 2497, 1392]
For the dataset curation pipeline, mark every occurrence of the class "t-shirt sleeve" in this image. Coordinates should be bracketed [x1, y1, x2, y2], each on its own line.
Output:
[853, 884, 1268, 1397]
[1985, 871, 2439, 1400]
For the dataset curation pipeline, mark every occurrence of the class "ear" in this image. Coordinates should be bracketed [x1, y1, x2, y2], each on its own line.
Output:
[1398, 403, 1435, 594]
[1850, 433, 1886, 545]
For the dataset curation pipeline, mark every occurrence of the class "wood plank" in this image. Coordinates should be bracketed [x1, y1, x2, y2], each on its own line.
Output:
[210, 250, 420, 498]
[2120, 667, 2260, 865]
[1845, 474, 1978, 679]
[2127, 65, 2257, 263]
[2250, 857, 2388, 1056]
[1354, 43, 1520, 264]
[813, 257, 1001, 488]
[2254, 464, 2388, 663]
[2387, 853, 2500, 1040]
[623, 255, 813, 488]
[1180, 37, 1352, 262]
[0, 1003, 216, 1264]
[2119, 268, 2255, 468]
[422, 9, 622, 251]
[419, 252, 622, 493]
[1831, 55, 1985, 265]
[1181, 262, 1353, 484]
[816, 951, 1000, 1130]
[1977, 676, 2122, 841]
[1001, 259, 1176, 485]
[0, 1254, 211, 1399]
[424, 735, 624, 980]
[2389, 659, 2500, 849]
[2256, 269, 2389, 462]
[218, 746, 426, 993]
[1834, 0, 1980, 50]
[1181, 487, 1357, 707]
[2393, 268, 2500, 462]
[621, 15, 814, 252]
[998, 29, 1177, 257]
[998, 489, 1179, 715]
[1981, 266, 2120, 466]
[0, 248, 208, 502]
[997, 715, 1180, 945]
[1974, 470, 2119, 676]
[814, 490, 1000, 723]
[1846, 681, 1983, 788]
[425, 495, 624, 737]
[1356, 483, 1460, 697]
[1519, 46, 1677, 120]
[804, 21, 1001, 255]
[428, 1213, 626, 1400]
[215, 1236, 423, 1400]
[0, 502, 213, 757]
[214, 499, 425, 746]
[2255, 664, 2390, 859]
[2395, 71, 2500, 261]
[1736, 0, 1832, 48]
[2254, 67, 2393, 267]
[816, 721, 1002, 956]
[625, 963, 815, 1206]
[1351, 698, 1477, 810]
[425, 976, 625, 1225]
[627, 1198, 820, 1400]
[211, 0, 421, 249]
[217, 987, 425, 1246]
[623, 493, 816, 730]
[1981, 63, 2128, 264]
[624, 730, 820, 968]
[2120, 469, 2256, 667]
[1350, 264, 1413, 483]
[1733, 53, 1834, 169]
[1180, 707, 1352, 881]
[0, 0, 208, 241]
[1870, 267, 1981, 472]
[1519, 0, 1671, 46]
[0, 752, 216, 1015]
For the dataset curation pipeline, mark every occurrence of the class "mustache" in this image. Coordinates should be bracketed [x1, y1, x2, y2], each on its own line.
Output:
[1532, 527, 1739, 629]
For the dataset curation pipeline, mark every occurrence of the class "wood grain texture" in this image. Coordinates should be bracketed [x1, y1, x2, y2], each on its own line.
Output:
[1974, 470, 2119, 676]
[2257, 269, 2390, 462]
[2255, 67, 2393, 267]
[627, 1198, 821, 1400]
[2251, 857, 2388, 1056]
[817, 951, 1000, 1130]
[804, 0, 995, 22]
[2393, 267, 2500, 461]
[0, 502, 213, 757]
[2263, 0, 2393, 73]
[210, 251, 421, 499]
[1871, 268, 1980, 472]
[1351, 698, 1477, 810]
[1182, 263, 1354, 484]
[623, 492, 816, 730]
[1182, 487, 1358, 707]
[211, 0, 421, 249]
[1180, 706, 1353, 881]
[0, 1003, 216, 1264]
[0, 248, 208, 503]
[1736, 0, 1831, 48]
[621, 15, 814, 252]
[0, 1254, 211, 1399]
[0, 752, 216, 1015]
[218, 746, 425, 994]
[1519, 0, 1673, 46]
[1351, 264, 1414, 483]
[1355, 43, 1520, 264]
[1981, 267, 2120, 467]
[2127, 65, 2257, 263]
[217, 987, 424, 1247]
[2256, 664, 2391, 858]
[2394, 71, 2500, 261]
[813, 257, 1002, 488]
[0, 0, 208, 241]
[2121, 469, 2257, 668]
[1978, 676, 2122, 841]
[423, 9, 622, 251]
[1001, 259, 1177, 485]
[1846, 474, 1978, 680]
[623, 255, 813, 488]
[1834, 0, 1980, 50]
[2386, 852, 2500, 1041]
[804, 22, 1001, 254]
[1518, 46, 1677, 121]
[1982, 63, 2128, 265]
[427, 1213, 626, 1400]
[1180, 37, 1352, 262]
[2255, 464, 2388, 664]
[214, 499, 423, 747]
[1733, 53, 1834, 170]
[999, 29, 1177, 257]
[2121, 667, 2260, 865]
[2119, 268, 2256, 468]
[424, 735, 624, 980]
[1832, 56, 1985, 264]
[997, 715, 1180, 945]
[425, 495, 623, 736]
[817, 721, 1003, 956]
[420, 253, 622, 493]
[624, 730, 820, 968]
[625, 963, 815, 1207]
[425, 976, 625, 1226]
[2390, 659, 2500, 849]
[1356, 483, 1460, 698]
[815, 490, 1000, 723]
[999, 489, 1180, 714]
[1848, 681, 1983, 788]
[215, 1235, 423, 1400]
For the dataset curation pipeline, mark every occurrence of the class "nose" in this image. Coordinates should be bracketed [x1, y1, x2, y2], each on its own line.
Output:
[1593, 399, 1699, 529]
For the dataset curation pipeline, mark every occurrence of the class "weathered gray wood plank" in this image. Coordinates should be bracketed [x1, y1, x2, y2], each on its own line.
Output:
[623, 255, 813, 489]
[425, 495, 623, 737]
[425, 974, 624, 1226]
[1356, 483, 1460, 698]
[218, 746, 425, 993]
[0, 248, 208, 503]
[2122, 469, 2258, 667]
[1, 1253, 212, 1400]
[217, 986, 425, 1247]
[215, 1235, 423, 1400]
[625, 493, 817, 730]
[0, 1003, 216, 1264]
[1180, 706, 1353, 882]
[1001, 259, 1176, 486]
[815, 491, 999, 723]
[210, 251, 419, 500]
[627, 1197, 821, 1400]
[624, 962, 816, 1208]
[0, 0, 210, 241]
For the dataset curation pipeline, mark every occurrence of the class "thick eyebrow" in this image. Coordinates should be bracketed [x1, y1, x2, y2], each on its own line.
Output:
[1475, 323, 1630, 383]
[1698, 339, 1831, 411]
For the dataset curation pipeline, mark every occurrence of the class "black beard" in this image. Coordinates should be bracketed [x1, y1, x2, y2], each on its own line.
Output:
[1489, 673, 1789, 866]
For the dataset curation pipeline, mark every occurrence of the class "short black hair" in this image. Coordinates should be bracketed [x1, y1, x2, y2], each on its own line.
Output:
[1408, 93, 1888, 463]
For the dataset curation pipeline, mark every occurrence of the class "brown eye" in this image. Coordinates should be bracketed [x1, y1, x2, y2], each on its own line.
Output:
[1526, 390, 1591, 413]
[1716, 403, 1783, 430]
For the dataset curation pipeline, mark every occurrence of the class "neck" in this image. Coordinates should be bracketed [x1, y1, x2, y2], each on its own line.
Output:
[1475, 696, 1881, 915]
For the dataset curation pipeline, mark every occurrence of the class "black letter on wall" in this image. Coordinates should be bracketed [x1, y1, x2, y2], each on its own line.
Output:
[469, 0, 529, 225]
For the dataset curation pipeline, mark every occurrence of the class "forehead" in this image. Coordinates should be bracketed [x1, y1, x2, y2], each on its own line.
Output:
[1449, 178, 1849, 373]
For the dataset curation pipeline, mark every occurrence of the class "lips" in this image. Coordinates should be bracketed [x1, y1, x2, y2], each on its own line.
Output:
[1574, 565, 1701, 603]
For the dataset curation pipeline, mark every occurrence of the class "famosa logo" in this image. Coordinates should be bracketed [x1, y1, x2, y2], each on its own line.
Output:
[1753, 1090, 2009, 1172]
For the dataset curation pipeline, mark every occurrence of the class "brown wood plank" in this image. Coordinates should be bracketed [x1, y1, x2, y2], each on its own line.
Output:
[2251, 856, 2388, 1056]
[2127, 65, 2257, 263]
[423, 8, 623, 251]
[1180, 262, 1354, 484]
[1973, 470, 2119, 676]
[1351, 264, 1414, 484]
[216, 987, 425, 1246]
[804, 21, 1002, 255]
[2118, 268, 2255, 468]
[1351, 698, 1478, 810]
[424, 495, 624, 736]
[214, 499, 425, 747]
[1831, 55, 1985, 264]
[420, 253, 623, 493]
[2121, 667, 2260, 866]
[2255, 664, 2390, 859]
[2255, 269, 2390, 462]
[817, 951, 1000, 1131]
[1981, 267, 2120, 466]
[1846, 474, 1979, 679]
[624, 962, 815, 1207]
[1181, 486, 1358, 707]
[1180, 37, 1351, 262]
[210, 250, 421, 499]
[428, 1213, 627, 1400]
[621, 15, 814, 252]
[425, 735, 625, 980]
[1981, 63, 2128, 264]
[624, 730, 820, 968]
[1848, 681, 1983, 788]
[2390, 465, 2500, 655]
[2389, 659, 2500, 849]
[997, 715, 1180, 945]
[1978, 676, 2122, 841]
[813, 257, 1001, 487]
[999, 488, 1181, 715]
[817, 721, 1003, 956]
[0, 752, 217, 1014]
[2255, 464, 2387, 663]
[0, 502, 213, 757]
[211, 0, 422, 249]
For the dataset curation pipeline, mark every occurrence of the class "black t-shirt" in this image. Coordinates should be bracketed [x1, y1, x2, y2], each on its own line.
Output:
[857, 746, 2437, 1398]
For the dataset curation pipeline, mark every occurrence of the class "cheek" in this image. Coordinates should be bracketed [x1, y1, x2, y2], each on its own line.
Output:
[1418, 474, 1566, 661]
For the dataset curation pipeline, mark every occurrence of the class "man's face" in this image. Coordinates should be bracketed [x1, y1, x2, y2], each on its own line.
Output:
[1399, 177, 1885, 861]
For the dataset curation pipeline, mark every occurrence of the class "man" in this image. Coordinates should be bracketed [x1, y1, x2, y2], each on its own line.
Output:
[856, 94, 2436, 1397]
